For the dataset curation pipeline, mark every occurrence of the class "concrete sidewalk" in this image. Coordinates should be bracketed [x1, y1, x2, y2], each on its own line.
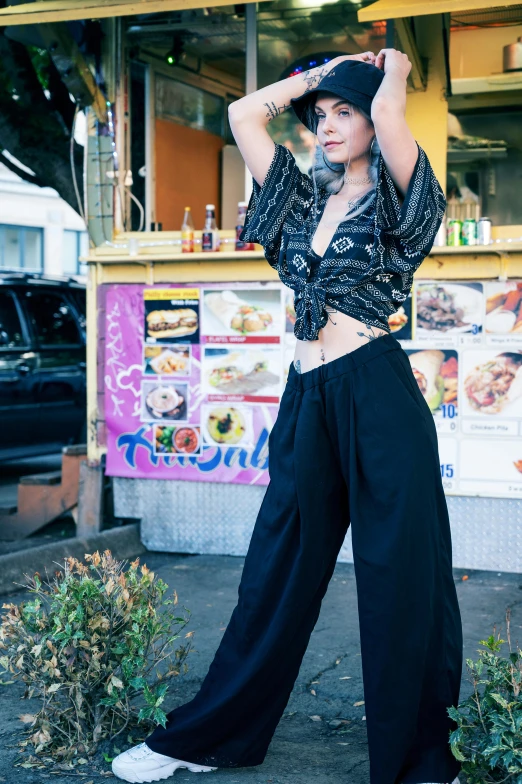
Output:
[1, 551, 521, 783]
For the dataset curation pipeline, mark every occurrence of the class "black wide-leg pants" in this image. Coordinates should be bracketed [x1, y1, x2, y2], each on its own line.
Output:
[146, 333, 463, 784]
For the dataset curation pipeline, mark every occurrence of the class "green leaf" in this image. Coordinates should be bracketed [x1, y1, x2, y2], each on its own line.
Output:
[138, 706, 154, 720]
[153, 708, 167, 728]
[450, 739, 466, 762]
[130, 676, 147, 690]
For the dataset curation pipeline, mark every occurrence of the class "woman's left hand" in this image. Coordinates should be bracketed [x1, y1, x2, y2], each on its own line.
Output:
[375, 48, 412, 81]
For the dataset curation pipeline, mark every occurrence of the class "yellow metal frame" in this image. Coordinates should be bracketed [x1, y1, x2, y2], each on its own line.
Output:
[358, 0, 522, 23]
[0, 0, 270, 25]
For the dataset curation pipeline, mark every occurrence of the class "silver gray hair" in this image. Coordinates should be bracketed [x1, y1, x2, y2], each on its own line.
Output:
[303, 98, 380, 222]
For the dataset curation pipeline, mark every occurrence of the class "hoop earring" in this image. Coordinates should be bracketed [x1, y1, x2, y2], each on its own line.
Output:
[322, 151, 339, 172]
[369, 136, 376, 157]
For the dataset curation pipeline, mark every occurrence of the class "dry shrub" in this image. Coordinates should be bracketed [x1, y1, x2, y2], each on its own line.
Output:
[0, 550, 191, 766]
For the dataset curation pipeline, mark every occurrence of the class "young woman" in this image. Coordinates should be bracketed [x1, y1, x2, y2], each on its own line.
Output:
[112, 50, 463, 784]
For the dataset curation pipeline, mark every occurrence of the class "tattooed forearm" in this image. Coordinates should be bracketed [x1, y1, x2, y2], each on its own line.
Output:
[264, 101, 291, 122]
[356, 326, 380, 343]
[302, 66, 331, 93]
[294, 359, 302, 374]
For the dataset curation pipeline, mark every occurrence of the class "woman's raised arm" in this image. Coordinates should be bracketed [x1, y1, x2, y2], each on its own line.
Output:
[228, 53, 376, 188]
[371, 49, 419, 197]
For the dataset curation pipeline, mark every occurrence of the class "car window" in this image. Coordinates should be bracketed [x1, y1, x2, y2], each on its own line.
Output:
[23, 290, 81, 346]
[69, 288, 86, 329]
[0, 290, 26, 348]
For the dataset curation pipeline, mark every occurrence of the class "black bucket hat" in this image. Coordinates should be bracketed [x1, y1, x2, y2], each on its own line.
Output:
[290, 59, 384, 132]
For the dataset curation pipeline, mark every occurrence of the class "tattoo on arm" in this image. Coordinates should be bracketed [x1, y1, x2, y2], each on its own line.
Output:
[357, 326, 380, 343]
[302, 66, 330, 94]
[294, 359, 302, 374]
[264, 101, 291, 122]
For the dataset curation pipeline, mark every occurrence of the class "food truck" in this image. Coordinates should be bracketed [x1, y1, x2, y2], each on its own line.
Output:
[1, 0, 522, 570]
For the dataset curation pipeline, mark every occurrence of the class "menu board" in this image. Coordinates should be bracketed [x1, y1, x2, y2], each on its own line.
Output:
[105, 283, 280, 485]
[404, 280, 522, 498]
[104, 279, 522, 498]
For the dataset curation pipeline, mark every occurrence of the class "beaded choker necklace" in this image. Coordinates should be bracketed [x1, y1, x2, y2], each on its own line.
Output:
[343, 172, 372, 186]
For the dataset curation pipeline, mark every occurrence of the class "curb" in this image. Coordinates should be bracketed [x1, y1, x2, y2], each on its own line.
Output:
[0, 523, 146, 596]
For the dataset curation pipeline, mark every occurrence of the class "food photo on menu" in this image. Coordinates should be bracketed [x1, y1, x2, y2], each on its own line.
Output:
[415, 282, 483, 336]
[202, 346, 281, 400]
[143, 345, 191, 376]
[485, 281, 522, 335]
[202, 287, 282, 338]
[285, 289, 296, 333]
[153, 424, 201, 456]
[144, 289, 200, 344]
[388, 296, 412, 340]
[459, 438, 522, 491]
[200, 403, 254, 447]
[141, 380, 189, 423]
[462, 350, 522, 416]
[406, 350, 458, 415]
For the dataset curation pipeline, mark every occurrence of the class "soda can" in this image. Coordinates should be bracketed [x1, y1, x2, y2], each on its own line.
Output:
[478, 217, 492, 245]
[447, 220, 462, 246]
[434, 219, 447, 247]
[462, 219, 477, 246]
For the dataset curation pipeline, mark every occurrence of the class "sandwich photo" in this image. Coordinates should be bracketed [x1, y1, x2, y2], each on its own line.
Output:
[464, 352, 522, 415]
[203, 288, 280, 336]
[407, 350, 458, 414]
[408, 350, 445, 412]
[203, 347, 281, 398]
[146, 308, 198, 340]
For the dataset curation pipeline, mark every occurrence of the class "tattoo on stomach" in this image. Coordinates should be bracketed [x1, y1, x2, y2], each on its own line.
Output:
[294, 359, 302, 374]
[356, 326, 381, 343]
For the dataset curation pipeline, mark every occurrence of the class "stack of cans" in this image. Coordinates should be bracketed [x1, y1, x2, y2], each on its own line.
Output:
[445, 218, 492, 246]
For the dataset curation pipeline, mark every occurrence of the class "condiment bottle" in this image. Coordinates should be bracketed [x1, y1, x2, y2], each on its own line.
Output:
[235, 201, 248, 250]
[202, 204, 220, 251]
[181, 207, 194, 253]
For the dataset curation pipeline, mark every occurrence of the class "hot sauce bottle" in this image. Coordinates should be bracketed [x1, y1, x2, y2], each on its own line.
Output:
[181, 207, 194, 253]
[202, 204, 220, 251]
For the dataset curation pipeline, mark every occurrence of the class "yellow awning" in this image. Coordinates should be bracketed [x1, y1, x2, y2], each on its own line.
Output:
[0, 0, 263, 26]
[358, 0, 522, 22]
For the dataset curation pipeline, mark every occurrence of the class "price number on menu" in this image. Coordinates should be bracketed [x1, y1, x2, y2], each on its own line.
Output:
[440, 463, 454, 479]
[441, 404, 456, 419]
[459, 324, 482, 346]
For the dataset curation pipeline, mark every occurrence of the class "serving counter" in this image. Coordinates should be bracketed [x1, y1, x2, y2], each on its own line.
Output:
[86, 235, 522, 572]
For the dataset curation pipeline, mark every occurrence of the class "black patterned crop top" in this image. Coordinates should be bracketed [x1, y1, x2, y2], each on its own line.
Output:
[238, 141, 446, 342]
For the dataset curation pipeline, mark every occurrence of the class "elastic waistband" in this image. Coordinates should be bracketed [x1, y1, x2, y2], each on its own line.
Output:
[287, 332, 402, 391]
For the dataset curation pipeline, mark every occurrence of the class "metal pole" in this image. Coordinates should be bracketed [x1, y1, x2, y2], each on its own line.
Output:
[145, 65, 156, 230]
[244, 2, 257, 202]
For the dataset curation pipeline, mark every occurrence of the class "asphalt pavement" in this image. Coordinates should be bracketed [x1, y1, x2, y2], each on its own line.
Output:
[1, 550, 521, 784]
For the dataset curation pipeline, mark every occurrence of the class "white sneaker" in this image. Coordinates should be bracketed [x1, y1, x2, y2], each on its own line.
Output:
[417, 779, 460, 784]
[111, 742, 218, 783]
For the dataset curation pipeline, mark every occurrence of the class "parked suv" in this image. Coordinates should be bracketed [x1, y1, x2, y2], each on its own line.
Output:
[0, 273, 86, 461]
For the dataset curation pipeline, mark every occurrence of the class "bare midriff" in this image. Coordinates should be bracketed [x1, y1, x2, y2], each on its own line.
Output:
[293, 310, 388, 374]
